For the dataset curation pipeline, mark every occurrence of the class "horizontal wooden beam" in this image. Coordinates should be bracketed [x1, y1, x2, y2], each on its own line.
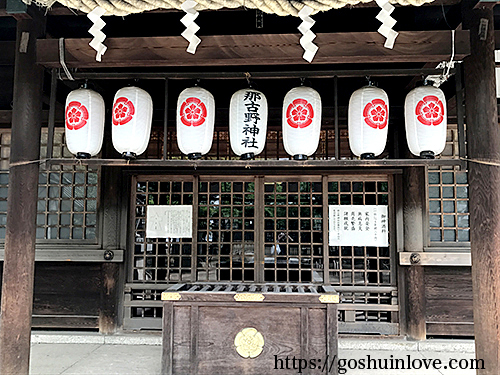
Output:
[0, 109, 63, 124]
[45, 158, 465, 169]
[0, 248, 124, 262]
[37, 30, 470, 68]
[399, 251, 471, 266]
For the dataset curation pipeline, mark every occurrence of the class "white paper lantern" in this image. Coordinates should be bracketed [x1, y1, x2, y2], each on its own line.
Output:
[348, 85, 389, 159]
[176, 87, 215, 159]
[65, 88, 105, 158]
[229, 89, 268, 159]
[112, 86, 153, 159]
[405, 84, 447, 158]
[282, 86, 322, 159]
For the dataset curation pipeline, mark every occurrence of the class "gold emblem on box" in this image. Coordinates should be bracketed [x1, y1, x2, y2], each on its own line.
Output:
[234, 327, 265, 358]
[161, 292, 181, 301]
[233, 293, 265, 302]
[319, 294, 339, 304]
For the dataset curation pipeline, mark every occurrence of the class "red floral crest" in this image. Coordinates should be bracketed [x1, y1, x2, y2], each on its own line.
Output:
[363, 99, 388, 129]
[65, 101, 89, 130]
[286, 98, 314, 129]
[112, 97, 135, 126]
[415, 95, 444, 126]
[180, 97, 207, 127]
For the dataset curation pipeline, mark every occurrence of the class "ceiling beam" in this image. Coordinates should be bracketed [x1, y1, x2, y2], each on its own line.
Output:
[37, 31, 470, 68]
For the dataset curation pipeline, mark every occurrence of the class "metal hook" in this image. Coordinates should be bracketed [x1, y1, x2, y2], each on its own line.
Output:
[195, 79, 200, 87]
[244, 72, 252, 88]
[300, 77, 306, 86]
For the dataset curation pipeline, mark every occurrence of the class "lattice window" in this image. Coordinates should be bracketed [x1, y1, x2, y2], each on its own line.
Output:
[0, 129, 100, 241]
[36, 167, 98, 240]
[428, 167, 469, 243]
[263, 179, 324, 283]
[197, 180, 256, 282]
[133, 178, 194, 282]
[327, 180, 391, 286]
[428, 126, 470, 244]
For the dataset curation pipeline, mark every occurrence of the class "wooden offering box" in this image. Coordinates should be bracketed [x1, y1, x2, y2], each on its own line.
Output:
[161, 283, 339, 375]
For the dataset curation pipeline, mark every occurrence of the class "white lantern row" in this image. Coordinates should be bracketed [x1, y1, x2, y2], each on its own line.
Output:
[65, 83, 448, 160]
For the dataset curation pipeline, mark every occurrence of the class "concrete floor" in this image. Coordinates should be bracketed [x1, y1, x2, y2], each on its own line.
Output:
[28, 332, 478, 375]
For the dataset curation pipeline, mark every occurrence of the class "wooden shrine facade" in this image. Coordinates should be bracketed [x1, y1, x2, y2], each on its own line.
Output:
[1, 1, 500, 373]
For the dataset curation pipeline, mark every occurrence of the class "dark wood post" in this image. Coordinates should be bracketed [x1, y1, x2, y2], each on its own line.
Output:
[99, 121, 125, 333]
[463, 5, 500, 374]
[0, 14, 45, 375]
[402, 166, 426, 340]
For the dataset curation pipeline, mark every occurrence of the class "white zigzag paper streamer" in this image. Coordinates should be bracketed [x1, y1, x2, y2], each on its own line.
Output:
[298, 6, 318, 63]
[87, 7, 107, 62]
[375, 0, 399, 49]
[181, 0, 201, 54]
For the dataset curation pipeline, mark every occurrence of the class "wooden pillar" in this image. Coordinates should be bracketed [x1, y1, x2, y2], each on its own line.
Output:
[463, 6, 500, 374]
[402, 166, 426, 340]
[0, 14, 45, 375]
[99, 123, 125, 333]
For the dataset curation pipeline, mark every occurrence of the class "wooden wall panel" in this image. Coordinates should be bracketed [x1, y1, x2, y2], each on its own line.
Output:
[424, 266, 474, 336]
[0, 262, 101, 329]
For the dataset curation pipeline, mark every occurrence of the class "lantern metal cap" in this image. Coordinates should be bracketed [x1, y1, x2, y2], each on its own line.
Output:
[293, 154, 308, 160]
[420, 151, 435, 159]
[76, 152, 91, 159]
[122, 152, 137, 160]
[240, 153, 254, 160]
[188, 152, 202, 160]
[361, 153, 375, 160]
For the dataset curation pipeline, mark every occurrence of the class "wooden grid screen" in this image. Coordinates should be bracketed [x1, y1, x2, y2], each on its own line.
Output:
[428, 127, 470, 244]
[197, 179, 256, 282]
[327, 178, 394, 323]
[263, 178, 324, 283]
[133, 178, 195, 283]
[428, 167, 469, 243]
[0, 129, 99, 241]
[127, 174, 397, 332]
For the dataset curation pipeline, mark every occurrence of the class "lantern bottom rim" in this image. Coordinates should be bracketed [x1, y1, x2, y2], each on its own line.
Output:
[293, 154, 308, 161]
[420, 151, 435, 159]
[240, 153, 255, 160]
[76, 152, 91, 159]
[122, 152, 137, 160]
[188, 153, 202, 160]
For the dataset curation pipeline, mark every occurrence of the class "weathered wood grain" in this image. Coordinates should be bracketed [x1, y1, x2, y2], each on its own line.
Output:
[37, 31, 470, 68]
[402, 166, 426, 340]
[0, 15, 45, 375]
[464, 7, 500, 375]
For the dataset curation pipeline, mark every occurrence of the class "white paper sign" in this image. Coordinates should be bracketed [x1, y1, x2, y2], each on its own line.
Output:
[329, 205, 389, 247]
[146, 205, 193, 238]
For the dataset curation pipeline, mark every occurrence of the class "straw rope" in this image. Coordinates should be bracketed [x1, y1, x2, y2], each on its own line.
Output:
[33, 0, 435, 17]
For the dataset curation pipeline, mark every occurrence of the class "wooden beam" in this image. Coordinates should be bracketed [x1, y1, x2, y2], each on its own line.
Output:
[0, 11, 45, 375]
[402, 167, 427, 340]
[0, 109, 64, 124]
[36, 30, 470, 68]
[45, 158, 464, 169]
[399, 252, 471, 266]
[464, 6, 500, 375]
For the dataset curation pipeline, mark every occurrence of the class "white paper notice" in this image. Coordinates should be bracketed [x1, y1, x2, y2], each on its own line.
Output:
[328, 205, 389, 247]
[146, 205, 193, 238]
